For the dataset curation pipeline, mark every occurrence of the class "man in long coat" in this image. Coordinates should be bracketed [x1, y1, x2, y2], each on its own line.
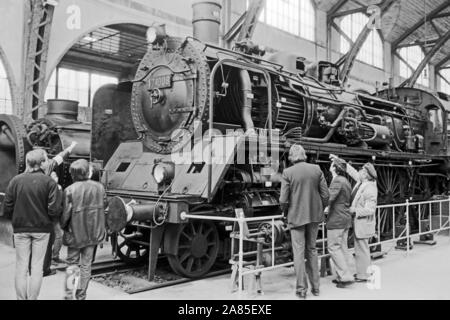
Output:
[280, 144, 329, 299]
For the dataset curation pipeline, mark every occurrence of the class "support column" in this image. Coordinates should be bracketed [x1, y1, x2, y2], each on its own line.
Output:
[23, 0, 54, 121]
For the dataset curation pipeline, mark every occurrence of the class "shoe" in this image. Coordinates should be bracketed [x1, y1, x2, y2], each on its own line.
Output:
[311, 289, 320, 296]
[43, 269, 56, 277]
[354, 278, 368, 283]
[336, 281, 354, 288]
[296, 291, 307, 299]
[332, 279, 340, 284]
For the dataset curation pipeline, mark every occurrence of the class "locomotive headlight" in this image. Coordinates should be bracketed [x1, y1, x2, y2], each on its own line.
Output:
[146, 25, 167, 45]
[146, 27, 157, 44]
[153, 165, 166, 184]
[152, 162, 175, 184]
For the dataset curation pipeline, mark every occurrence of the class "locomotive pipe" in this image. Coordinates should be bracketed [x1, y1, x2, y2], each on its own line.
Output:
[239, 70, 255, 133]
[289, 80, 421, 122]
[0, 125, 15, 149]
[300, 108, 348, 143]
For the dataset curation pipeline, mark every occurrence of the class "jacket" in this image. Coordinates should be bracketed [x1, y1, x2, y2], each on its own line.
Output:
[60, 180, 106, 248]
[326, 175, 352, 230]
[280, 161, 330, 228]
[352, 180, 378, 239]
[3, 170, 60, 233]
[344, 162, 378, 239]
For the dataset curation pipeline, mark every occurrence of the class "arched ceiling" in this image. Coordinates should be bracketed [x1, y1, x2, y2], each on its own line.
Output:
[314, 0, 450, 70]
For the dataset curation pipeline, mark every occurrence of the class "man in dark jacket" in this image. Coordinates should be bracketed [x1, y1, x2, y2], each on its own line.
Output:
[61, 159, 106, 300]
[3, 149, 60, 300]
[280, 144, 329, 299]
[325, 158, 354, 288]
[42, 141, 78, 275]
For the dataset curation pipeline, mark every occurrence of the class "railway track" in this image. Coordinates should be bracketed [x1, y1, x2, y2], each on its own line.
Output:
[127, 267, 231, 294]
[54, 259, 141, 275]
[81, 257, 232, 294]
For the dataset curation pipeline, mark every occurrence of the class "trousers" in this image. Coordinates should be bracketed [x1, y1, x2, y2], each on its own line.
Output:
[66, 245, 96, 300]
[14, 233, 50, 300]
[354, 237, 371, 279]
[327, 228, 354, 282]
[290, 223, 320, 293]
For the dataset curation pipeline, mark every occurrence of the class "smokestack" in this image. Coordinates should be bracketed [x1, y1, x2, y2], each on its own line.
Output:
[192, 0, 222, 44]
[46, 99, 79, 122]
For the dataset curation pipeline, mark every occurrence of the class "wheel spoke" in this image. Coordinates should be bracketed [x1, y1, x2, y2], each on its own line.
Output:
[179, 251, 190, 263]
[204, 228, 213, 238]
[181, 231, 192, 241]
[195, 258, 202, 272]
[186, 257, 194, 272]
[198, 222, 204, 235]
[126, 247, 131, 257]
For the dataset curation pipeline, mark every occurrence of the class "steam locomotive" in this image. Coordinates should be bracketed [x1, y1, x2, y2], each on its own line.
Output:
[89, 8, 450, 278]
[2, 1, 450, 280]
[0, 99, 91, 195]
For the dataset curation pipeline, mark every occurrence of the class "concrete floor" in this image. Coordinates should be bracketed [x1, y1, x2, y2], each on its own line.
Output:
[0, 235, 449, 300]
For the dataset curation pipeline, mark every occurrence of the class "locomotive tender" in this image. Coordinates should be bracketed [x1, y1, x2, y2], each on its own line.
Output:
[90, 1, 450, 278]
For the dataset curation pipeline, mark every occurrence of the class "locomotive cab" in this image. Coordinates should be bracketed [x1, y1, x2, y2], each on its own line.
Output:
[378, 88, 448, 156]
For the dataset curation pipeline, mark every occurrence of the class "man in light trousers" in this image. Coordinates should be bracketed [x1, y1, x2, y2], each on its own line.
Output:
[3, 149, 60, 299]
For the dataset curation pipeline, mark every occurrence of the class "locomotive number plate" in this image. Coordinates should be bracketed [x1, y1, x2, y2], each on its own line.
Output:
[148, 74, 173, 90]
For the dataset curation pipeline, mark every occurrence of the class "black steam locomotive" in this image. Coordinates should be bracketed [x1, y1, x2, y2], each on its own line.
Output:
[89, 22, 450, 278]
[2, 1, 450, 280]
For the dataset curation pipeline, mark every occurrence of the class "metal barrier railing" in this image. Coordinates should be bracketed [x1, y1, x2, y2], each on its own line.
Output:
[180, 196, 450, 297]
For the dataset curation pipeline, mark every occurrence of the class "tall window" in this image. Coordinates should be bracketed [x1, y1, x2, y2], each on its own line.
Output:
[339, 13, 383, 68]
[0, 61, 12, 114]
[45, 67, 118, 107]
[440, 69, 450, 95]
[398, 46, 429, 87]
[247, 0, 315, 41]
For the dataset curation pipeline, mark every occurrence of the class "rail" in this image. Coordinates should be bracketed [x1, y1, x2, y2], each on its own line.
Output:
[180, 196, 450, 297]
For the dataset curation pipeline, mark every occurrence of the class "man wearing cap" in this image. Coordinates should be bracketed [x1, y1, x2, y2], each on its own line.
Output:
[325, 158, 354, 288]
[280, 144, 329, 299]
[330, 155, 378, 282]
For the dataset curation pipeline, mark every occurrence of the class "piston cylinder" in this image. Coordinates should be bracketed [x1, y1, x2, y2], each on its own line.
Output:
[106, 196, 166, 232]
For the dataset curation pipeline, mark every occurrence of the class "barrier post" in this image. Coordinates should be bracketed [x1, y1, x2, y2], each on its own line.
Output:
[406, 200, 410, 257]
[238, 216, 244, 298]
[448, 198, 450, 244]
[271, 218, 275, 267]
